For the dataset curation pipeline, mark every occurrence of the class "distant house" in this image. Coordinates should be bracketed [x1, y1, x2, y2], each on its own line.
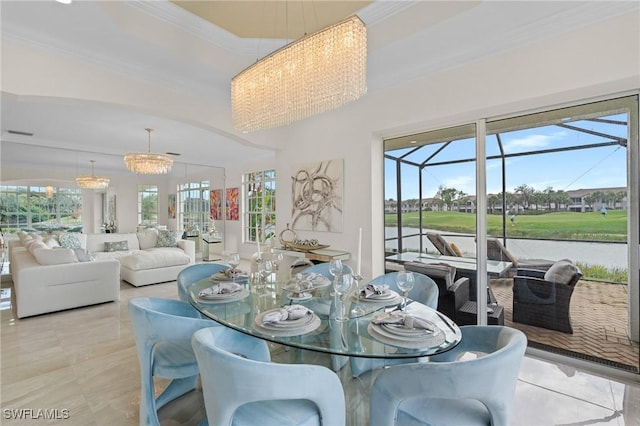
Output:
[566, 187, 627, 212]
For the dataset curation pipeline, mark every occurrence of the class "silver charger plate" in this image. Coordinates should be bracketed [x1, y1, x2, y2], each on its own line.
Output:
[367, 321, 445, 349]
[353, 290, 402, 304]
[197, 288, 250, 303]
[253, 309, 321, 336]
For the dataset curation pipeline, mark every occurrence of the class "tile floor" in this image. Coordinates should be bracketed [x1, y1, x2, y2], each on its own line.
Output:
[1, 273, 639, 425]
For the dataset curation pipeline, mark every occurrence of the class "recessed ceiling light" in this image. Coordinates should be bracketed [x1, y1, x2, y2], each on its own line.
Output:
[410, 140, 417, 144]
[55, 0, 72, 4]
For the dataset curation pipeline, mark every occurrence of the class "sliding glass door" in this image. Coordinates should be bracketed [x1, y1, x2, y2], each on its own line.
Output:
[384, 95, 639, 374]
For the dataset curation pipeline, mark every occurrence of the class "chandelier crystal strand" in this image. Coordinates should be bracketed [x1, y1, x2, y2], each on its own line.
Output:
[124, 128, 173, 174]
[76, 160, 110, 190]
[231, 15, 367, 133]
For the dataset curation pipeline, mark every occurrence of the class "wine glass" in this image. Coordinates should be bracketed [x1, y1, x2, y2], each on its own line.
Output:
[259, 259, 273, 283]
[396, 271, 415, 312]
[227, 253, 240, 273]
[271, 252, 284, 277]
[328, 259, 343, 280]
[333, 273, 353, 321]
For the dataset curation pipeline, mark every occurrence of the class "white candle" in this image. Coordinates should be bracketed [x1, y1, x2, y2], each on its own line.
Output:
[357, 227, 362, 275]
[256, 225, 261, 258]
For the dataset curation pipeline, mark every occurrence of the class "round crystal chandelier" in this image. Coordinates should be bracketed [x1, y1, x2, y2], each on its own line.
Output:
[76, 160, 110, 190]
[124, 128, 173, 174]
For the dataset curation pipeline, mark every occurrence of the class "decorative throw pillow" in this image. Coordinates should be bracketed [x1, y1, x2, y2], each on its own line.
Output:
[73, 248, 95, 262]
[156, 230, 179, 247]
[544, 260, 579, 285]
[104, 240, 129, 252]
[59, 233, 82, 249]
[450, 242, 463, 257]
[32, 248, 79, 265]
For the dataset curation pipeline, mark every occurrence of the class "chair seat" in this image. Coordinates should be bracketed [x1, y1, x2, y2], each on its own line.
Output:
[153, 339, 200, 378]
[397, 399, 491, 426]
[232, 399, 321, 426]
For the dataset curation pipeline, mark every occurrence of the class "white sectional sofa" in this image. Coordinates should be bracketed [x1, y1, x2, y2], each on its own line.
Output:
[8, 229, 195, 318]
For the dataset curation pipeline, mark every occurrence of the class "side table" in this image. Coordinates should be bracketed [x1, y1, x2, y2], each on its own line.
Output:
[456, 301, 504, 326]
[202, 234, 223, 261]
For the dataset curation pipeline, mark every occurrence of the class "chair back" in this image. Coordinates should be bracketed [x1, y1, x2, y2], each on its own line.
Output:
[300, 262, 353, 280]
[369, 271, 438, 309]
[177, 263, 230, 302]
[427, 233, 459, 257]
[487, 238, 519, 265]
[192, 327, 346, 426]
[370, 325, 526, 426]
[128, 297, 214, 426]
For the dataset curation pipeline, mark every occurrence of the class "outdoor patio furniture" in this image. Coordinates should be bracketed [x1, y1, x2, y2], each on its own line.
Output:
[404, 261, 470, 322]
[427, 233, 461, 257]
[512, 260, 582, 334]
[487, 238, 555, 276]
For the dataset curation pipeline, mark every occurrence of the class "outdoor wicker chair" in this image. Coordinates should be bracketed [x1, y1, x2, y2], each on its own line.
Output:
[512, 260, 582, 334]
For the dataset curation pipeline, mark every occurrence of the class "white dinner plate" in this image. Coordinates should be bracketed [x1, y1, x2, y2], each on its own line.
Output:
[196, 288, 250, 303]
[367, 322, 445, 349]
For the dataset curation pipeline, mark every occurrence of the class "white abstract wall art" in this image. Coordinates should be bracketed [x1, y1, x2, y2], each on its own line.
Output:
[291, 159, 343, 232]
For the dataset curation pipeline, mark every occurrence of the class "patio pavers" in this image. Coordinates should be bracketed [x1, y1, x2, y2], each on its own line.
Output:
[491, 278, 639, 371]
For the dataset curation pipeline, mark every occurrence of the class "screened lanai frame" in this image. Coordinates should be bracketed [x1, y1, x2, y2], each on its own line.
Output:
[383, 95, 639, 348]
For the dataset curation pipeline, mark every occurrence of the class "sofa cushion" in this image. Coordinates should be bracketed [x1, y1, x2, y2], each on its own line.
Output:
[544, 260, 580, 285]
[32, 248, 79, 265]
[119, 248, 191, 271]
[44, 236, 61, 248]
[25, 240, 48, 254]
[137, 229, 158, 250]
[156, 230, 180, 247]
[104, 240, 129, 252]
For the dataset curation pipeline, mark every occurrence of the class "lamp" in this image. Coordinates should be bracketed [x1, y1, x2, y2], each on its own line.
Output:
[45, 186, 54, 198]
[76, 160, 110, 190]
[231, 15, 367, 133]
[124, 128, 173, 174]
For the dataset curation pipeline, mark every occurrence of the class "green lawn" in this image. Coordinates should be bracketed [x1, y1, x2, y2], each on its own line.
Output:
[385, 210, 627, 242]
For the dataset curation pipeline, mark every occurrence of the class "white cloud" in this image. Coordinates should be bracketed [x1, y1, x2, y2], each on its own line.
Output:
[503, 131, 567, 153]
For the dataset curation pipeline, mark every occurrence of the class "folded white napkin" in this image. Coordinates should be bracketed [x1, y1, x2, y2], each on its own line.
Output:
[294, 272, 330, 287]
[360, 283, 389, 299]
[213, 269, 248, 279]
[262, 305, 312, 324]
[371, 311, 434, 331]
[199, 281, 243, 297]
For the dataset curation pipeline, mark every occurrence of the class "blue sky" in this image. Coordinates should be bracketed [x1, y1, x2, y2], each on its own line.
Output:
[385, 114, 628, 200]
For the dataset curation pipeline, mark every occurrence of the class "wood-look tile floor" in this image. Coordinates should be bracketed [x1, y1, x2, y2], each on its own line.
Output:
[1, 274, 639, 425]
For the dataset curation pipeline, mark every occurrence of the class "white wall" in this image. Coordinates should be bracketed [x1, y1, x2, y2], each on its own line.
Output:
[270, 10, 639, 281]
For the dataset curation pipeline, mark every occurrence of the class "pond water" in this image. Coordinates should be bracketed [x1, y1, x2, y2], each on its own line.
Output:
[385, 227, 628, 269]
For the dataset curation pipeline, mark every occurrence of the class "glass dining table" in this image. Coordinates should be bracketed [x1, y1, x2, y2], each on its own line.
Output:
[187, 276, 462, 360]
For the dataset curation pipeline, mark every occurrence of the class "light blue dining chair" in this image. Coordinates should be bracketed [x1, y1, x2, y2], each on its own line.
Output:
[177, 262, 230, 302]
[349, 271, 439, 378]
[192, 326, 346, 426]
[300, 262, 354, 372]
[129, 297, 215, 426]
[370, 325, 527, 426]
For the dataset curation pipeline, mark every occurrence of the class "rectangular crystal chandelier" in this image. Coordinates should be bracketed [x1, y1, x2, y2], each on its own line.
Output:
[231, 15, 367, 133]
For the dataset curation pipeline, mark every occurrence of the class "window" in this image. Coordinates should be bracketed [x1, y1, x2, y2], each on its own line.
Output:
[178, 181, 210, 234]
[384, 95, 639, 375]
[137, 184, 158, 226]
[0, 185, 82, 234]
[243, 170, 276, 243]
